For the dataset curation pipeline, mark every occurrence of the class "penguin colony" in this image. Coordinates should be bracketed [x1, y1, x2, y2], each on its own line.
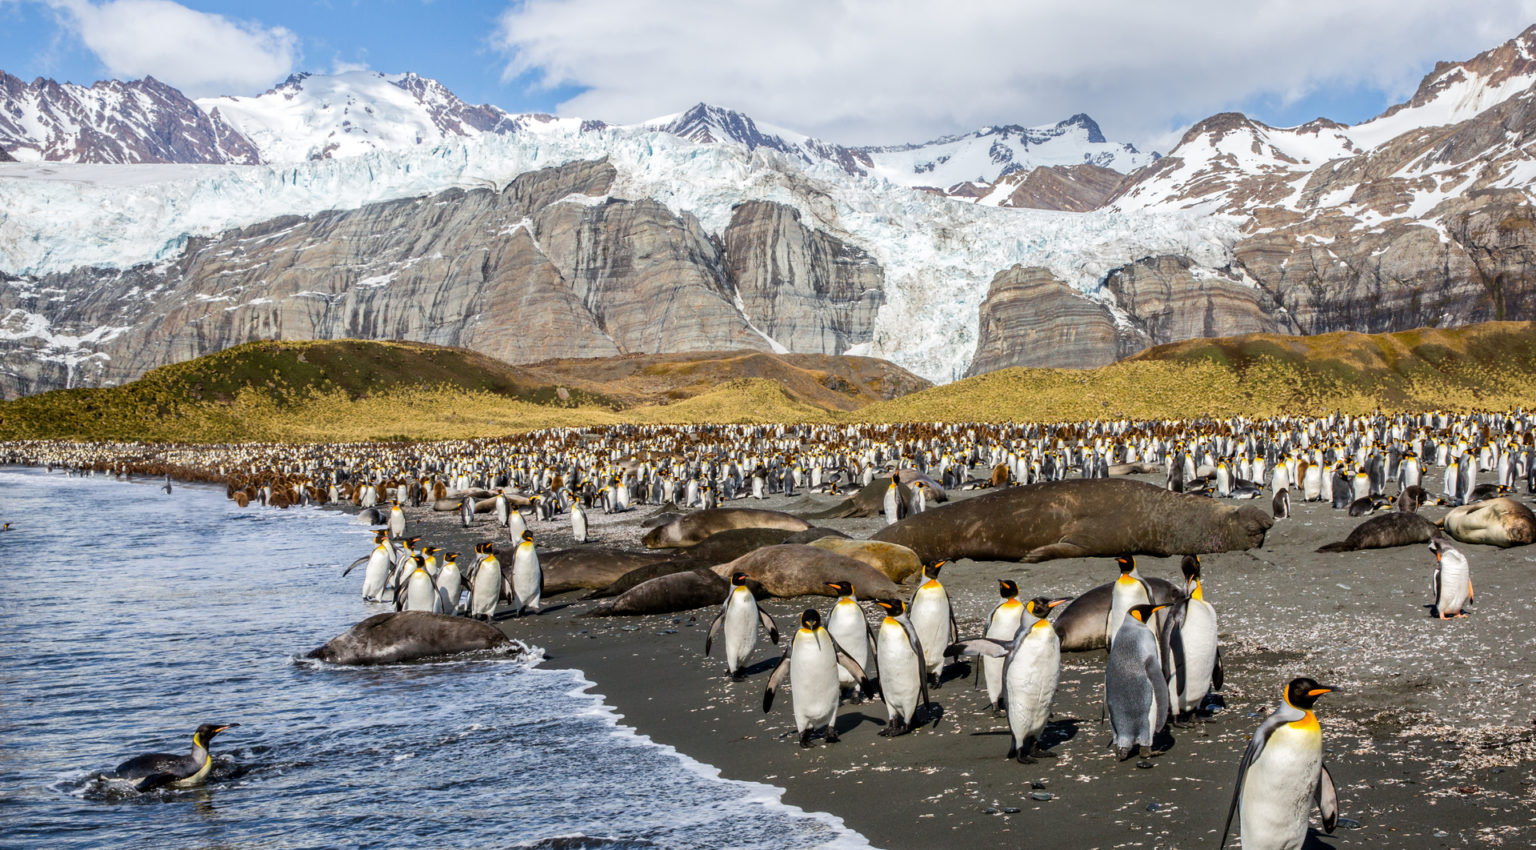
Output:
[8, 406, 1534, 843]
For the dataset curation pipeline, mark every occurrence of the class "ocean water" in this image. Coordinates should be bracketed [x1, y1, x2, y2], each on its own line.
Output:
[0, 468, 868, 849]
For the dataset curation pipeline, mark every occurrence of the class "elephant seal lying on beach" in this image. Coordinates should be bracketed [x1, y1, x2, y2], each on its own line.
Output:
[307, 612, 512, 665]
[1317, 512, 1441, 553]
[1053, 576, 1183, 652]
[584, 558, 716, 599]
[1440, 498, 1536, 547]
[801, 473, 944, 520]
[541, 548, 676, 594]
[710, 545, 902, 599]
[584, 569, 729, 616]
[871, 478, 1273, 564]
[807, 537, 922, 583]
[642, 508, 810, 549]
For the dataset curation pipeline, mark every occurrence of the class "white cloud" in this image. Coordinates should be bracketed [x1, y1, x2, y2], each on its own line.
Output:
[48, 0, 297, 96]
[494, 0, 1536, 150]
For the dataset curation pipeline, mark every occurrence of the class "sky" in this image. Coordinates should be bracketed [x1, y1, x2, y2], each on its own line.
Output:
[2, 0, 1536, 153]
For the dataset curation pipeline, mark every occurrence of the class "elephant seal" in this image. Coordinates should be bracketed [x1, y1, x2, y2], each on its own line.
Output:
[871, 478, 1273, 564]
[1108, 462, 1163, 476]
[306, 612, 513, 665]
[642, 508, 810, 549]
[584, 569, 729, 616]
[1317, 513, 1441, 553]
[674, 526, 799, 562]
[584, 558, 715, 599]
[783, 527, 849, 544]
[1441, 498, 1536, 547]
[1054, 577, 1182, 652]
[541, 548, 675, 595]
[710, 545, 902, 600]
[807, 537, 922, 583]
[800, 474, 943, 520]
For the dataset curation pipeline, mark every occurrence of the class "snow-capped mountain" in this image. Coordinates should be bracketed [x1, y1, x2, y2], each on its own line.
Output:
[0, 71, 259, 164]
[196, 71, 517, 163]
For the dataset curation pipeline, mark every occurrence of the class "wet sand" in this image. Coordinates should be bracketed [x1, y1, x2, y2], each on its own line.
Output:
[388, 478, 1536, 849]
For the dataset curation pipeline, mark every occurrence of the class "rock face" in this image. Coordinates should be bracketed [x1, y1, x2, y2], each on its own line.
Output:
[722, 202, 884, 353]
[0, 72, 261, 164]
[966, 266, 1134, 375]
[0, 159, 885, 397]
[988, 163, 1126, 211]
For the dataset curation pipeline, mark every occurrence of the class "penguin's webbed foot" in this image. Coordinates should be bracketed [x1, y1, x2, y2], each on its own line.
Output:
[928, 674, 943, 690]
[1114, 746, 1134, 762]
[824, 729, 840, 744]
[798, 730, 813, 748]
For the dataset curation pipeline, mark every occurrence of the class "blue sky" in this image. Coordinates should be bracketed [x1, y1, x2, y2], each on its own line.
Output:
[3, 1, 1535, 151]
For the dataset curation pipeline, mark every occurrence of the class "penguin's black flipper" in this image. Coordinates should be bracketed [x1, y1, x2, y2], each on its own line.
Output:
[704, 609, 726, 657]
[762, 654, 791, 713]
[341, 555, 370, 577]
[1317, 762, 1339, 833]
[1221, 713, 1284, 848]
[830, 637, 874, 699]
[758, 608, 780, 645]
[133, 772, 178, 792]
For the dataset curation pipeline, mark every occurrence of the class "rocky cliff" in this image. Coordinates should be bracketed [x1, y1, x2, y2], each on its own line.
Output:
[0, 159, 885, 397]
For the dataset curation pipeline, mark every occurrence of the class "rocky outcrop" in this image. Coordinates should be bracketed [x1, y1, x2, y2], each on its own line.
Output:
[965, 266, 1138, 375]
[1104, 256, 1286, 345]
[0, 159, 886, 397]
[722, 202, 884, 353]
[0, 72, 261, 164]
[991, 164, 1126, 211]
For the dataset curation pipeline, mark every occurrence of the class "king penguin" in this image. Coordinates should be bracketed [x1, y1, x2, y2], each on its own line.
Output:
[981, 579, 1026, 713]
[1221, 677, 1340, 850]
[1428, 536, 1473, 619]
[763, 609, 872, 747]
[705, 572, 780, 680]
[111, 723, 240, 792]
[824, 581, 874, 699]
[1161, 558, 1222, 724]
[883, 473, 906, 526]
[570, 502, 589, 544]
[511, 529, 543, 616]
[468, 541, 509, 621]
[388, 500, 406, 538]
[948, 596, 1070, 762]
[1105, 603, 1170, 763]
[343, 529, 393, 602]
[908, 561, 957, 688]
[1106, 555, 1150, 649]
[874, 598, 932, 737]
[435, 552, 464, 615]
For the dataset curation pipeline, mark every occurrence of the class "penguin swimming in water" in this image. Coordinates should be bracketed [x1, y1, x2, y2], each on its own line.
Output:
[763, 609, 872, 747]
[980, 580, 1026, 713]
[112, 723, 239, 792]
[1221, 677, 1340, 850]
[1106, 555, 1150, 649]
[947, 596, 1070, 763]
[824, 581, 874, 699]
[1428, 536, 1473, 619]
[908, 561, 956, 688]
[1106, 603, 1170, 763]
[705, 572, 780, 680]
[874, 598, 932, 736]
[1161, 558, 1222, 724]
[510, 529, 543, 616]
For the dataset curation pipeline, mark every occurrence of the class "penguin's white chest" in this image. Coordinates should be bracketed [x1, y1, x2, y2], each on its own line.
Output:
[362, 550, 390, 598]
[1436, 555, 1471, 614]
[827, 601, 868, 684]
[983, 604, 1024, 702]
[472, 560, 501, 613]
[1171, 600, 1219, 711]
[1241, 724, 1322, 850]
[406, 572, 437, 612]
[1106, 579, 1147, 646]
[877, 622, 921, 718]
[512, 547, 540, 598]
[790, 630, 841, 730]
[1007, 626, 1060, 737]
[909, 585, 949, 670]
[722, 590, 759, 669]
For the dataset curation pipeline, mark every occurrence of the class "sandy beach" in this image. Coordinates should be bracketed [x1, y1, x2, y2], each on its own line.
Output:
[381, 476, 1536, 849]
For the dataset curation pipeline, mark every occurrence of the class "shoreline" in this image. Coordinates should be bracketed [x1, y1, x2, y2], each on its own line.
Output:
[386, 478, 1536, 849]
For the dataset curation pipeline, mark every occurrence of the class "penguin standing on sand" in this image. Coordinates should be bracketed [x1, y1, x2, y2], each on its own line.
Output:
[1272, 487, 1291, 519]
[825, 581, 874, 699]
[1162, 559, 1222, 724]
[507, 502, 527, 542]
[1221, 677, 1340, 850]
[460, 496, 475, 528]
[706, 572, 780, 680]
[510, 529, 543, 615]
[948, 596, 1070, 763]
[763, 609, 872, 747]
[1106, 603, 1170, 763]
[981, 580, 1026, 713]
[467, 542, 509, 621]
[435, 552, 464, 615]
[908, 561, 957, 688]
[883, 473, 906, 526]
[570, 502, 589, 544]
[874, 599, 931, 736]
[388, 501, 406, 538]
[1106, 555, 1151, 649]
[1428, 537, 1473, 619]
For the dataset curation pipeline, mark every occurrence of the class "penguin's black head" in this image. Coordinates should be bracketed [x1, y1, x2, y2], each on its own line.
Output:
[997, 579, 1019, 599]
[413, 555, 426, 569]
[731, 572, 751, 587]
[891, 472, 901, 485]
[445, 552, 458, 563]
[194, 723, 239, 744]
[1115, 555, 1136, 574]
[1284, 677, 1337, 709]
[520, 530, 533, 543]
[405, 536, 422, 547]
[1026, 597, 1070, 618]
[923, 560, 947, 580]
[876, 598, 905, 616]
[475, 541, 492, 554]
[424, 546, 441, 556]
[800, 609, 821, 631]
[1180, 554, 1201, 580]
[1126, 603, 1167, 624]
[825, 580, 853, 596]
[372, 530, 388, 543]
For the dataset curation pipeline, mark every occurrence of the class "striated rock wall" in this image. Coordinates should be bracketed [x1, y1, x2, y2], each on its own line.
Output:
[965, 266, 1137, 376]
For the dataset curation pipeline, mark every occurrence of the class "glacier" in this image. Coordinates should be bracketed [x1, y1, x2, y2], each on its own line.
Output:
[0, 121, 1239, 384]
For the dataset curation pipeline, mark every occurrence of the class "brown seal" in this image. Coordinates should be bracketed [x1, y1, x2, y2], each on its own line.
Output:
[540, 547, 676, 594]
[584, 558, 716, 599]
[807, 537, 923, 583]
[710, 544, 902, 599]
[871, 478, 1273, 564]
[1440, 497, 1536, 547]
[1053, 577, 1183, 652]
[1317, 513, 1440, 553]
[642, 508, 810, 549]
[306, 611, 513, 665]
[584, 569, 730, 616]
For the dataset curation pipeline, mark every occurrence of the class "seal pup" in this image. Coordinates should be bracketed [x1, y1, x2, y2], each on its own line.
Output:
[763, 609, 872, 747]
[1316, 512, 1440, 553]
[643, 508, 811, 549]
[1221, 677, 1340, 850]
